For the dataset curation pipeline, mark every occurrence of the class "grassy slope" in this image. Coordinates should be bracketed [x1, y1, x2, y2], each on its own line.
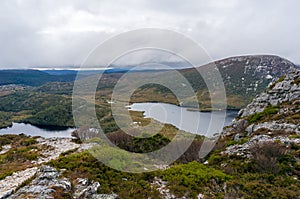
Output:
[0, 135, 42, 180]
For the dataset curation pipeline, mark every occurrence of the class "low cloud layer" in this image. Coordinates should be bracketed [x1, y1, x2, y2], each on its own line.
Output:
[0, 0, 299, 68]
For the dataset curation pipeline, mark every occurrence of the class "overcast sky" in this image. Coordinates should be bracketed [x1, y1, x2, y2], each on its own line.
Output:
[0, 0, 299, 68]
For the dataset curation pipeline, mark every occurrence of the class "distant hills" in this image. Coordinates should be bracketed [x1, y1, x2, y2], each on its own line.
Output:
[42, 70, 78, 76]
[199, 55, 295, 101]
[128, 55, 296, 109]
[0, 55, 296, 109]
[0, 70, 76, 86]
[0, 68, 168, 87]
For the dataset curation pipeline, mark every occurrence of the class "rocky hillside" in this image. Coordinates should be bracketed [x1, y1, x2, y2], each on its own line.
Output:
[213, 55, 295, 96]
[205, 69, 300, 197]
[0, 135, 117, 199]
[186, 55, 296, 106]
[131, 55, 296, 109]
[8, 166, 117, 199]
[221, 69, 300, 151]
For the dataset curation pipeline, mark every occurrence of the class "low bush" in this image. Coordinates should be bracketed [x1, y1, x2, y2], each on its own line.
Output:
[269, 75, 286, 90]
[0, 135, 40, 180]
[248, 105, 278, 124]
[249, 141, 287, 174]
[48, 151, 160, 198]
[158, 161, 231, 198]
[293, 77, 300, 84]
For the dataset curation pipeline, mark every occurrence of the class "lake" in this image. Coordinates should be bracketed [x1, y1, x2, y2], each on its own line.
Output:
[128, 103, 238, 136]
[0, 103, 238, 138]
[0, 123, 75, 138]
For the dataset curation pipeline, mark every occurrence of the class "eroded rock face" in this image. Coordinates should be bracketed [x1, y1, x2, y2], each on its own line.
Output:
[0, 137, 100, 199]
[246, 121, 300, 135]
[9, 166, 71, 199]
[0, 167, 38, 199]
[215, 55, 296, 97]
[72, 178, 118, 199]
[73, 178, 100, 199]
[33, 137, 80, 164]
[222, 135, 300, 157]
[152, 177, 176, 199]
[8, 166, 118, 199]
[239, 70, 300, 117]
[92, 194, 118, 199]
[0, 145, 11, 155]
[221, 70, 300, 157]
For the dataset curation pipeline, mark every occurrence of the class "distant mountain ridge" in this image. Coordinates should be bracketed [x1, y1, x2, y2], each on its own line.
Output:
[0, 69, 76, 86]
[0, 68, 173, 87]
[196, 54, 293, 86]
[204, 55, 295, 96]
[0, 55, 296, 109]
[130, 55, 296, 109]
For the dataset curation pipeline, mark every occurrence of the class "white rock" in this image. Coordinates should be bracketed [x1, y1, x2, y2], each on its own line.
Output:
[0, 145, 11, 155]
[0, 167, 38, 199]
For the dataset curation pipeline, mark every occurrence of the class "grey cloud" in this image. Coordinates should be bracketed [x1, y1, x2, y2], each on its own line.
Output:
[0, 0, 299, 68]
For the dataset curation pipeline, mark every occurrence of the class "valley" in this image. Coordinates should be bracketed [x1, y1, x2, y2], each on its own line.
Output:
[1, 0, 300, 198]
[0, 55, 295, 130]
[0, 55, 299, 198]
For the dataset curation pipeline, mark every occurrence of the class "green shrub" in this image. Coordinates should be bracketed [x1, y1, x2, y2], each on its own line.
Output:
[269, 76, 286, 90]
[208, 154, 222, 164]
[248, 112, 264, 123]
[249, 141, 287, 174]
[159, 161, 231, 197]
[238, 137, 250, 145]
[290, 143, 300, 150]
[247, 105, 278, 124]
[0, 137, 11, 148]
[289, 134, 300, 139]
[20, 138, 37, 146]
[263, 106, 279, 115]
[226, 174, 300, 198]
[226, 140, 238, 147]
[48, 151, 160, 198]
[225, 138, 249, 147]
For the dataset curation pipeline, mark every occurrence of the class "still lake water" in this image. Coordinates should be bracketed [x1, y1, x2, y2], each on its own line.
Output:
[0, 103, 238, 138]
[128, 103, 238, 136]
[0, 123, 75, 138]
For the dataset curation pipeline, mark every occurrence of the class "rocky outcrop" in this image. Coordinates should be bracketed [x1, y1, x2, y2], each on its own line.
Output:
[0, 138, 79, 199]
[8, 166, 118, 199]
[0, 138, 98, 199]
[223, 135, 300, 157]
[0, 145, 11, 155]
[239, 70, 300, 117]
[73, 178, 100, 198]
[214, 55, 296, 98]
[33, 137, 80, 164]
[0, 167, 38, 199]
[221, 70, 300, 156]
[152, 177, 176, 199]
[246, 121, 300, 135]
[9, 166, 71, 199]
